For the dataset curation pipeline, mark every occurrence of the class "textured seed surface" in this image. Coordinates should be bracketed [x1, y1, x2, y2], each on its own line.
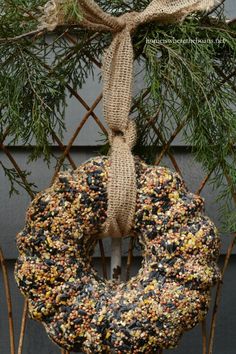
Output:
[15, 156, 221, 353]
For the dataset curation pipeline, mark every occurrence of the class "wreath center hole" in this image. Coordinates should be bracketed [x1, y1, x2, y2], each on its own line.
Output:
[92, 237, 142, 281]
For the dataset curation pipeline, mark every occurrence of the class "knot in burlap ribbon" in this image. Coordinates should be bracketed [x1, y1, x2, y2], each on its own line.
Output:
[117, 11, 139, 33]
[39, 0, 216, 238]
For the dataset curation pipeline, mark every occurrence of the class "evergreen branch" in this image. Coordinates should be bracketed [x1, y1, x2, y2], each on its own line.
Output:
[0, 160, 37, 197]
[0, 29, 44, 43]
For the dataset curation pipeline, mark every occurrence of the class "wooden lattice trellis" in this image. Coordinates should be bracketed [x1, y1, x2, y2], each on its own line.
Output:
[0, 29, 236, 354]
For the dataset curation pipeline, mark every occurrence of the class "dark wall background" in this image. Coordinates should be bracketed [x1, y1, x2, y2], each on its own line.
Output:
[1, 1, 236, 353]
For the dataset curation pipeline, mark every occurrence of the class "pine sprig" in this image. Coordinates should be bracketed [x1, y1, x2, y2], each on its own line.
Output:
[58, 0, 83, 23]
[0, 161, 37, 196]
[0, 0, 46, 37]
[0, 40, 66, 160]
[133, 15, 236, 232]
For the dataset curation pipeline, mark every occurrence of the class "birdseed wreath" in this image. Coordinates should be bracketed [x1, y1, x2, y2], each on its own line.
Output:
[15, 0, 221, 353]
[15, 156, 221, 353]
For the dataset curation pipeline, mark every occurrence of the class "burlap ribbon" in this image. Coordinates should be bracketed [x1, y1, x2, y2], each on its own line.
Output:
[39, 0, 216, 238]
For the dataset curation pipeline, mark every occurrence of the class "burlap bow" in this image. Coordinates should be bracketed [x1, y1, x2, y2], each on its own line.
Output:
[39, 0, 216, 238]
